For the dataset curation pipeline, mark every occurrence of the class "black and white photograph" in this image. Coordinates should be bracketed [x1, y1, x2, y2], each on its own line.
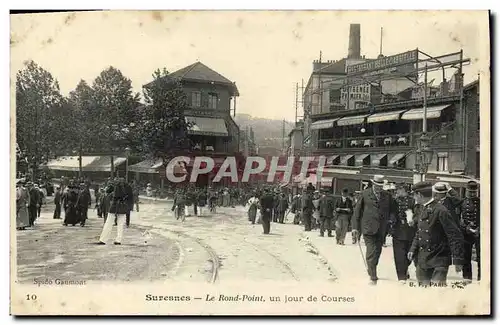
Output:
[10, 10, 490, 315]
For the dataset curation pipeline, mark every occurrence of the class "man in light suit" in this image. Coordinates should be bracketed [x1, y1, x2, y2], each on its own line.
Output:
[352, 175, 395, 285]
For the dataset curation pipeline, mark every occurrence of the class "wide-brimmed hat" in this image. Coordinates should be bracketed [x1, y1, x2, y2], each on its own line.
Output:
[371, 175, 385, 186]
[432, 182, 450, 194]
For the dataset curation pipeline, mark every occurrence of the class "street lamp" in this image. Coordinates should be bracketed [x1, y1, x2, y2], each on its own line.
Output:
[125, 147, 131, 183]
[415, 64, 434, 182]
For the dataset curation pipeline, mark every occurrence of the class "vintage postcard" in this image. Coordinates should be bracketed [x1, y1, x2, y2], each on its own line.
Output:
[10, 10, 490, 315]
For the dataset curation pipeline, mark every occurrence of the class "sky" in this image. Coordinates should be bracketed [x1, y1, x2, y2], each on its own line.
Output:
[10, 10, 488, 121]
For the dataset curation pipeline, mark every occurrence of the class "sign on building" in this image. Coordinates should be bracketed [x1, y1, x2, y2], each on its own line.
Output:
[346, 49, 418, 76]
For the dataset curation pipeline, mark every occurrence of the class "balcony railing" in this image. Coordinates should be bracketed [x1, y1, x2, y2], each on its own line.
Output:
[317, 129, 455, 151]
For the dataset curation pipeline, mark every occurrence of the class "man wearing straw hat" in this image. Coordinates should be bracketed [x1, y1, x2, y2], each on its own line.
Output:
[352, 175, 394, 285]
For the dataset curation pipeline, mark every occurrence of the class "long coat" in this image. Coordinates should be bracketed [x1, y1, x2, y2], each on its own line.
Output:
[409, 200, 465, 268]
[318, 195, 335, 218]
[352, 188, 394, 236]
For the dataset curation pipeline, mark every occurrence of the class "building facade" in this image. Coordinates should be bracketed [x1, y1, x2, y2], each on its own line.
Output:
[130, 61, 242, 187]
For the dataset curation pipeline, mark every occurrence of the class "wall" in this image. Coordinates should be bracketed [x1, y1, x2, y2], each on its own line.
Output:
[464, 83, 479, 177]
[183, 82, 232, 113]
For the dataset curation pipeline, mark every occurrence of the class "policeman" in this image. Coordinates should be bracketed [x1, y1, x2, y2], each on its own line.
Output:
[408, 181, 465, 286]
[460, 181, 481, 282]
[390, 183, 417, 283]
[259, 187, 274, 235]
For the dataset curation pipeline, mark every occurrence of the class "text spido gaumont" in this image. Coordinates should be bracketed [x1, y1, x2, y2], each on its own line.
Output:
[165, 156, 328, 183]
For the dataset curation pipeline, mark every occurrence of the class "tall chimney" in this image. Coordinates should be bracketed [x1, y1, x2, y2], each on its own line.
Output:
[348, 24, 361, 59]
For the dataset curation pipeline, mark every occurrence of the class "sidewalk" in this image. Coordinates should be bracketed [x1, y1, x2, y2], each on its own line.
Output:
[16, 215, 180, 283]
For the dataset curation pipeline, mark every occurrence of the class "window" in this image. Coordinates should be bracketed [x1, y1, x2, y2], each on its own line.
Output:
[208, 93, 218, 109]
[191, 91, 201, 107]
[437, 153, 449, 171]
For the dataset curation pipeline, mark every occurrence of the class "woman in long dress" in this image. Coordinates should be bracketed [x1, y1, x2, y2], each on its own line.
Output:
[16, 181, 30, 230]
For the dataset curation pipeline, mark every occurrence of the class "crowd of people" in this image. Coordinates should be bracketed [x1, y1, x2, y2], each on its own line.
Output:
[16, 172, 481, 286]
[240, 175, 481, 286]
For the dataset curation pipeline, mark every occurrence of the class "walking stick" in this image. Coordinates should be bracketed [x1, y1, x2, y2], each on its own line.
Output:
[357, 235, 368, 271]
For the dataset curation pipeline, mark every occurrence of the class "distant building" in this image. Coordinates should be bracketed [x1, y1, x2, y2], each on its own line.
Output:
[131, 62, 242, 187]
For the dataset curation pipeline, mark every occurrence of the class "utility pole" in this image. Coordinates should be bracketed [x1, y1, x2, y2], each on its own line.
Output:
[282, 119, 286, 154]
[295, 82, 298, 125]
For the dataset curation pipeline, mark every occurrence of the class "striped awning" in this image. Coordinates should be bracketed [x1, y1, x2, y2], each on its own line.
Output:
[371, 154, 388, 167]
[337, 114, 370, 126]
[401, 105, 451, 121]
[310, 118, 341, 130]
[185, 116, 228, 136]
[355, 154, 370, 165]
[325, 155, 340, 166]
[45, 156, 126, 172]
[367, 110, 407, 124]
[340, 155, 354, 165]
[128, 159, 163, 174]
[389, 153, 406, 165]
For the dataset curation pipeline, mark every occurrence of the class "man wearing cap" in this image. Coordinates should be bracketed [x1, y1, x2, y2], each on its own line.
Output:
[259, 187, 275, 234]
[352, 175, 394, 285]
[301, 187, 315, 232]
[390, 183, 417, 282]
[318, 188, 335, 237]
[460, 181, 481, 282]
[334, 188, 354, 245]
[408, 181, 465, 286]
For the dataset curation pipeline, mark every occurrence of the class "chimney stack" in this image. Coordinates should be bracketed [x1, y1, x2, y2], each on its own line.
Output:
[348, 24, 361, 59]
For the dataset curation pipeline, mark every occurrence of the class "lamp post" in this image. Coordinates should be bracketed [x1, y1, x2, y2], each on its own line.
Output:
[125, 147, 131, 183]
[415, 64, 433, 182]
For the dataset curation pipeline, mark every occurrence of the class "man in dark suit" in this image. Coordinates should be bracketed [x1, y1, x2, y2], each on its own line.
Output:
[334, 188, 354, 245]
[318, 188, 335, 237]
[259, 188, 275, 235]
[459, 181, 480, 282]
[301, 187, 315, 231]
[352, 175, 394, 285]
[390, 183, 417, 282]
[408, 181, 465, 286]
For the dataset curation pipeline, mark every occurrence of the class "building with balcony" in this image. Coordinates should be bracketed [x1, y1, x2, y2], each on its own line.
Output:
[306, 77, 479, 195]
[130, 61, 242, 187]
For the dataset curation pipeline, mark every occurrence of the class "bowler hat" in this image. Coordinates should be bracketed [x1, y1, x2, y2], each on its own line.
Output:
[371, 175, 385, 186]
[466, 181, 479, 192]
[413, 181, 433, 194]
[342, 188, 349, 194]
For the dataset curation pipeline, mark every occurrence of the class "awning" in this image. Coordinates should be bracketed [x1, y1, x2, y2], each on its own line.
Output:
[340, 155, 354, 165]
[367, 110, 407, 124]
[45, 156, 126, 172]
[337, 114, 370, 126]
[185, 116, 228, 136]
[323, 168, 360, 175]
[128, 159, 163, 174]
[401, 104, 451, 121]
[355, 154, 370, 165]
[389, 153, 406, 165]
[371, 154, 388, 167]
[310, 118, 340, 130]
[325, 155, 340, 166]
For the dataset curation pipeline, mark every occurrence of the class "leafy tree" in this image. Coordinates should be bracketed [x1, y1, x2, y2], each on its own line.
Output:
[137, 68, 192, 163]
[16, 60, 67, 179]
[91, 67, 141, 173]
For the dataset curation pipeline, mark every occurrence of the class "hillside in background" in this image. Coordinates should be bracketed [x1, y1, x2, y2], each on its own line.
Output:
[234, 113, 294, 155]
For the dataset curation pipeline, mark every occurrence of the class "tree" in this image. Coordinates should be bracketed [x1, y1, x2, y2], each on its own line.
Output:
[16, 60, 67, 179]
[137, 68, 192, 163]
[91, 67, 141, 174]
